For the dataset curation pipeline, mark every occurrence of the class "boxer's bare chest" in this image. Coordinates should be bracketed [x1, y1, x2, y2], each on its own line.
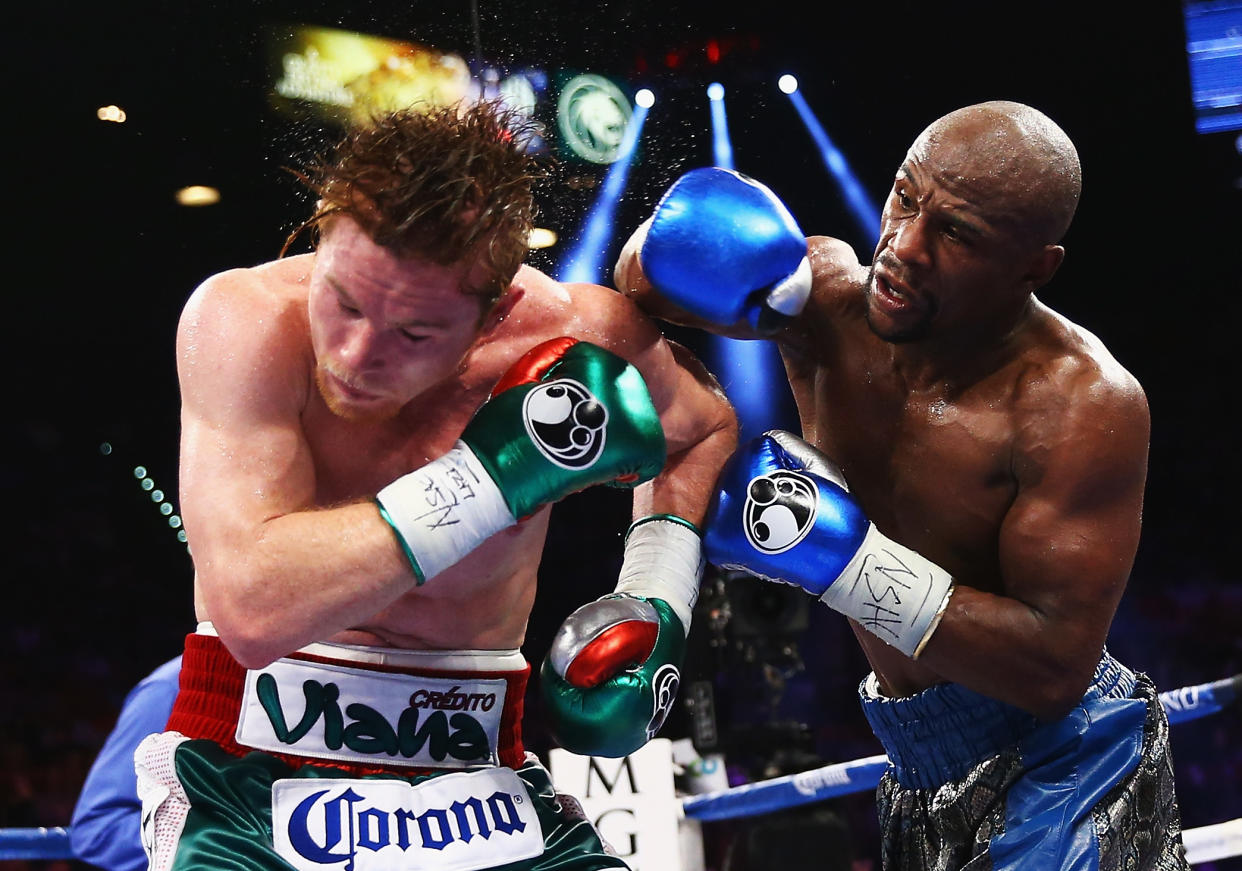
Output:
[789, 335, 1021, 588]
[303, 381, 490, 505]
[785, 330, 1028, 694]
[297, 340, 552, 647]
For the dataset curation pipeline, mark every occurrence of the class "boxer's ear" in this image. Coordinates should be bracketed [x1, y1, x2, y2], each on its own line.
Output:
[1022, 244, 1065, 291]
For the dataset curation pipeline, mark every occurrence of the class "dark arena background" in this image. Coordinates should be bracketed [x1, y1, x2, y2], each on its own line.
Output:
[5, 1, 1241, 869]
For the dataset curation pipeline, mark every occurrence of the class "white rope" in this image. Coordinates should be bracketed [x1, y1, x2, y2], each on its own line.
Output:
[1183, 817, 1242, 865]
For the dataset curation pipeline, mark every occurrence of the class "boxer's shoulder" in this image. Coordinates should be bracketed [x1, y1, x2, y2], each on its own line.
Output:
[808, 237, 868, 305]
[491, 265, 660, 352]
[775, 235, 869, 348]
[177, 256, 314, 393]
[182, 255, 312, 327]
[1013, 307, 1146, 414]
[1007, 308, 1149, 471]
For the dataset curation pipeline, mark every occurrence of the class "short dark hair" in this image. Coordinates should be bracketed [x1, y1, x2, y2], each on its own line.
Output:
[286, 101, 544, 310]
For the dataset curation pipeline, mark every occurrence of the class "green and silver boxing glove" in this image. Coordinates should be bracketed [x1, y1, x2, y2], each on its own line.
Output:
[377, 337, 667, 583]
[540, 514, 704, 758]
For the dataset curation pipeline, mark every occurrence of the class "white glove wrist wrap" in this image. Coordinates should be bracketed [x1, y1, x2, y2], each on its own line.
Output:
[766, 256, 813, 316]
[613, 516, 704, 635]
[820, 523, 954, 658]
[376, 441, 516, 583]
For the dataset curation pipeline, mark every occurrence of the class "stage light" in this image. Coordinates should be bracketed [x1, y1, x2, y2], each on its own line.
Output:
[123, 460, 190, 553]
[97, 105, 127, 123]
[555, 98, 650, 283]
[528, 227, 558, 249]
[176, 185, 221, 207]
[778, 75, 798, 94]
[703, 77, 796, 443]
[783, 88, 881, 245]
[636, 88, 655, 108]
[708, 85, 734, 170]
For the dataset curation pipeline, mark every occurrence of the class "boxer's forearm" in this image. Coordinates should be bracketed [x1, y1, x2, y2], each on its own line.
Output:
[632, 440, 727, 529]
[631, 332, 738, 528]
[194, 502, 415, 668]
[905, 583, 1108, 721]
[633, 400, 737, 528]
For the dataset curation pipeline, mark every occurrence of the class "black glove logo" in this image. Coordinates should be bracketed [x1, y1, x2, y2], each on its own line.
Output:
[522, 378, 609, 470]
[743, 470, 818, 554]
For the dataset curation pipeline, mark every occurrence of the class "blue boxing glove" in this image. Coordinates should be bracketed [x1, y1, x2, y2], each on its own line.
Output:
[704, 431, 955, 658]
[636, 167, 812, 334]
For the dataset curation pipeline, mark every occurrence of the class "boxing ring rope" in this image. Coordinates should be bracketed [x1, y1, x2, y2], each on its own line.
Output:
[681, 673, 1242, 823]
[2, 675, 1239, 863]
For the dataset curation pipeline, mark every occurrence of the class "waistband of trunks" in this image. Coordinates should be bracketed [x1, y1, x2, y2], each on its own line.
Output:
[859, 648, 1137, 789]
[165, 630, 530, 775]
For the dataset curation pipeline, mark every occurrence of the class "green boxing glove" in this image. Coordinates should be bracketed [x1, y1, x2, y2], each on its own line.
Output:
[540, 515, 704, 758]
[377, 337, 667, 583]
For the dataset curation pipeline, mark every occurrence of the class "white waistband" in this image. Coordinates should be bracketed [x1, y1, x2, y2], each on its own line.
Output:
[195, 621, 525, 672]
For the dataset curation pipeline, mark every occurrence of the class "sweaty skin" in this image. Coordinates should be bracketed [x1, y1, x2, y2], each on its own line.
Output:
[616, 102, 1150, 721]
[178, 216, 736, 669]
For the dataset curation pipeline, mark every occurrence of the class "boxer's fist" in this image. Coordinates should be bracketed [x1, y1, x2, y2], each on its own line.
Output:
[704, 430, 866, 595]
[377, 338, 666, 584]
[540, 595, 686, 758]
[464, 337, 667, 520]
[704, 431, 954, 658]
[637, 167, 811, 334]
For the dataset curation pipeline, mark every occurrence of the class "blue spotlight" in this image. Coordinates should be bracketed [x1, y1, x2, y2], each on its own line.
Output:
[783, 86, 882, 246]
[710, 329, 795, 444]
[707, 83, 735, 170]
[704, 81, 796, 443]
[556, 95, 651, 284]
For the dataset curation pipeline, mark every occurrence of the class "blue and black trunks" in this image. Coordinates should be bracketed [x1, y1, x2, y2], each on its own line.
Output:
[859, 650, 1189, 870]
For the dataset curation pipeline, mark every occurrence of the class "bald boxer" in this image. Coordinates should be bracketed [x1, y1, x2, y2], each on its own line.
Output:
[618, 101, 1189, 870]
[134, 102, 736, 871]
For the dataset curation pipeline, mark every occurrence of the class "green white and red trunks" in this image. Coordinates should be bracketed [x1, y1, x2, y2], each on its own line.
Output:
[136, 627, 629, 871]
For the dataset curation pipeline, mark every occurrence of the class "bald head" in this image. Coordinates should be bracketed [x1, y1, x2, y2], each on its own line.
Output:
[909, 101, 1082, 245]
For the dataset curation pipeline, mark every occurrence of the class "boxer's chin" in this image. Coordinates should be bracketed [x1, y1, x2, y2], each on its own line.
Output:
[315, 368, 402, 423]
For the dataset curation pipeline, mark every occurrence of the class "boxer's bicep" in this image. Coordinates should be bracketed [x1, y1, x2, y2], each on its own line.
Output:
[176, 278, 317, 580]
[997, 383, 1150, 663]
[912, 373, 1149, 718]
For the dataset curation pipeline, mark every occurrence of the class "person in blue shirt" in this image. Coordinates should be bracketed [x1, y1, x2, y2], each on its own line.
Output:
[70, 656, 181, 871]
